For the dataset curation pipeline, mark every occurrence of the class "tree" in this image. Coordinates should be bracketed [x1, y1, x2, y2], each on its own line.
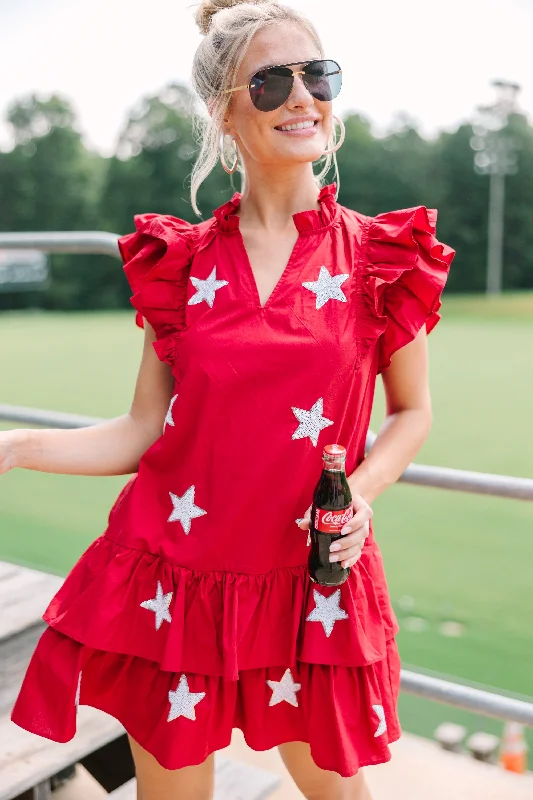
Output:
[0, 93, 102, 311]
[337, 113, 433, 217]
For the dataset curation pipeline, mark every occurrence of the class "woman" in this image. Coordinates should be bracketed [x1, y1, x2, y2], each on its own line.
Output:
[5, 0, 456, 798]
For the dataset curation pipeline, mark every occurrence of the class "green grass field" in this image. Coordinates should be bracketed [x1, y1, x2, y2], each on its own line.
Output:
[1, 295, 532, 749]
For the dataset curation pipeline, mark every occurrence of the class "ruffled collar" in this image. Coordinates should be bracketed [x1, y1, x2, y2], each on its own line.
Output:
[212, 182, 341, 234]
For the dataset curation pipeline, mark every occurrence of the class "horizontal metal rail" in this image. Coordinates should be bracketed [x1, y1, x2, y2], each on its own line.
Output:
[0, 404, 104, 429]
[0, 231, 120, 258]
[366, 430, 533, 501]
[2, 232, 533, 728]
[401, 669, 533, 727]
[3, 405, 533, 502]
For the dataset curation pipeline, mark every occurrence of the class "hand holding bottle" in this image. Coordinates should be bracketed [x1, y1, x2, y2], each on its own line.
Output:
[297, 444, 372, 582]
[298, 495, 371, 568]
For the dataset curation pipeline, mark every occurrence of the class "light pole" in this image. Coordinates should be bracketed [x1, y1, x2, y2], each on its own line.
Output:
[470, 80, 520, 294]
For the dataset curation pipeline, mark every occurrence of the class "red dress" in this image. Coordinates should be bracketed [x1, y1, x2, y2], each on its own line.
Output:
[11, 182, 455, 776]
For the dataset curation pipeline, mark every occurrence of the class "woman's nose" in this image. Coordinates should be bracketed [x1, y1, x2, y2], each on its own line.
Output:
[287, 74, 315, 107]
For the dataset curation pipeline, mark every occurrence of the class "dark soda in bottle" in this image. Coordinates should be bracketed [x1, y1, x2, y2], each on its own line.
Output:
[308, 443, 353, 586]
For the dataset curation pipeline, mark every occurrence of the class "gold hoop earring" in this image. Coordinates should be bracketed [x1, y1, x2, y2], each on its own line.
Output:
[219, 132, 238, 174]
[322, 115, 345, 155]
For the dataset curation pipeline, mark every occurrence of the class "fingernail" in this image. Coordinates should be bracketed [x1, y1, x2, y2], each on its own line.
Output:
[329, 543, 340, 552]
[340, 526, 350, 535]
[329, 554, 339, 562]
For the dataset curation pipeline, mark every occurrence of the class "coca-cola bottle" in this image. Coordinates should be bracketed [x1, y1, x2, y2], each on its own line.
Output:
[308, 443, 353, 586]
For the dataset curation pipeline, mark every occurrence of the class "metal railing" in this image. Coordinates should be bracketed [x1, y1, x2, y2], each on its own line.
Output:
[1, 231, 533, 729]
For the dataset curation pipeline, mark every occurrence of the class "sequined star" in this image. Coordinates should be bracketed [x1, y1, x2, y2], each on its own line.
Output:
[75, 671, 81, 707]
[306, 588, 349, 637]
[188, 265, 228, 308]
[373, 704, 387, 737]
[164, 394, 178, 432]
[267, 668, 302, 707]
[168, 485, 207, 534]
[140, 580, 173, 630]
[291, 397, 334, 447]
[302, 265, 349, 309]
[168, 674, 206, 722]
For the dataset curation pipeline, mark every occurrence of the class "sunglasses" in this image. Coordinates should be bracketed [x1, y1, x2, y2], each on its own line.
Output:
[222, 59, 342, 112]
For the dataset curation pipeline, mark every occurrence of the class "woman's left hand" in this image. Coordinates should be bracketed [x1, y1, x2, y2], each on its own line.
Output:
[297, 494, 372, 568]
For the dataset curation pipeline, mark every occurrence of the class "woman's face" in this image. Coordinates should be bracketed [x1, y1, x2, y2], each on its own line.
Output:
[223, 23, 333, 168]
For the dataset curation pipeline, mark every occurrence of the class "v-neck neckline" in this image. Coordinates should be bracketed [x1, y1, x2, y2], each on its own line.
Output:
[212, 182, 341, 311]
[236, 228, 303, 310]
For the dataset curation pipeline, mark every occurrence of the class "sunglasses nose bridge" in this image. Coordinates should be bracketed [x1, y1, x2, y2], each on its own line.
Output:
[287, 69, 314, 102]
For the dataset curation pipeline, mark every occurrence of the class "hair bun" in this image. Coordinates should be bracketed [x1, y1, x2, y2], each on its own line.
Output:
[194, 0, 272, 36]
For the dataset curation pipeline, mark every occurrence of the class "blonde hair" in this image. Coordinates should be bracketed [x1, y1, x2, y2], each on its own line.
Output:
[189, 0, 341, 217]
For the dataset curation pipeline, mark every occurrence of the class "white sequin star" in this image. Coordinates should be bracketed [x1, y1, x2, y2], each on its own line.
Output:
[75, 671, 81, 707]
[373, 704, 387, 737]
[188, 265, 228, 308]
[306, 588, 349, 637]
[164, 394, 178, 432]
[291, 397, 334, 447]
[140, 580, 173, 630]
[302, 265, 349, 309]
[267, 668, 301, 707]
[168, 674, 206, 722]
[168, 485, 207, 534]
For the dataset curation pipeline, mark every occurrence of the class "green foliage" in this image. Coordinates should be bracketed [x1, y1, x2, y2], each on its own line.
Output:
[1, 85, 533, 312]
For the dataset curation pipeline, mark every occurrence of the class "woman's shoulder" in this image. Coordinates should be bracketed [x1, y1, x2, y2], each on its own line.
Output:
[117, 213, 207, 259]
[338, 202, 455, 275]
[117, 213, 214, 356]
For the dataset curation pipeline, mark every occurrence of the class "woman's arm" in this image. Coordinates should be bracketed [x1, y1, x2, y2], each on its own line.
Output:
[346, 326, 433, 504]
[0, 320, 175, 477]
[297, 327, 434, 567]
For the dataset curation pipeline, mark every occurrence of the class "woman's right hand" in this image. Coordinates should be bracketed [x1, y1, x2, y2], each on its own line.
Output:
[0, 430, 18, 475]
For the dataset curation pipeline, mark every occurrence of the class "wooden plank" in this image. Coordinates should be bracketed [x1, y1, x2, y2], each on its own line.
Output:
[78, 734, 135, 792]
[0, 707, 124, 800]
[214, 754, 282, 800]
[109, 755, 282, 800]
[11, 782, 53, 800]
[108, 778, 135, 800]
[0, 562, 62, 643]
[0, 623, 46, 715]
[0, 561, 129, 799]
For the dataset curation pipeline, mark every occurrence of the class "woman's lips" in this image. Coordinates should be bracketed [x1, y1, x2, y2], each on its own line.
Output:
[274, 121, 319, 137]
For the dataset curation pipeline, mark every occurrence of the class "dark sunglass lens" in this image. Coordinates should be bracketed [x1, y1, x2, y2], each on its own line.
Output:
[250, 67, 293, 112]
[304, 60, 342, 102]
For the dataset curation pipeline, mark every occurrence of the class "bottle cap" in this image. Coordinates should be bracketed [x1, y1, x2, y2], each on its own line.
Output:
[323, 444, 346, 456]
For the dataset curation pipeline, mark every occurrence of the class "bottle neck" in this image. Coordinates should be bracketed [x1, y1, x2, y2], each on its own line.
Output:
[322, 456, 346, 474]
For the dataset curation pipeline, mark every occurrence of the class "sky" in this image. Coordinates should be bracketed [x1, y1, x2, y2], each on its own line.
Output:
[0, 0, 532, 156]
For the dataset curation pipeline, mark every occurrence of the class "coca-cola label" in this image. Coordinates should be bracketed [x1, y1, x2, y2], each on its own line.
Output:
[314, 505, 353, 534]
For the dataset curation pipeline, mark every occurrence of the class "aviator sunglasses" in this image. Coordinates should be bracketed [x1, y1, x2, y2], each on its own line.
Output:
[222, 59, 342, 112]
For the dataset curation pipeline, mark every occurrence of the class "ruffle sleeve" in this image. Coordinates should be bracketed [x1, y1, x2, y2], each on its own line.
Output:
[360, 206, 456, 374]
[118, 214, 198, 364]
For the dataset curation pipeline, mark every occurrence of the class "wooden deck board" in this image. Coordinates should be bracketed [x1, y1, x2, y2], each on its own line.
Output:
[108, 754, 282, 800]
[0, 708, 125, 800]
[0, 561, 62, 643]
[0, 560, 129, 800]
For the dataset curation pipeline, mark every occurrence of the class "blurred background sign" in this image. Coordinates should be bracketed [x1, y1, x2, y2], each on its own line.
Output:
[0, 249, 49, 293]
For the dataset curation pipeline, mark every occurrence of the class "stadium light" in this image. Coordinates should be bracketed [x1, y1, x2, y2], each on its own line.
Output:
[470, 80, 521, 294]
